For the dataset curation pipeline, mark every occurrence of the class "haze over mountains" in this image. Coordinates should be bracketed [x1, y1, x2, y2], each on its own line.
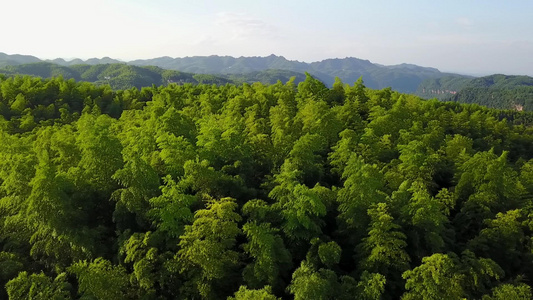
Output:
[1, 52, 532, 110]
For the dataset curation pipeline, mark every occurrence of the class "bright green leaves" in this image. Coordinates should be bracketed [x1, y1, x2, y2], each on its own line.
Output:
[26, 150, 94, 266]
[482, 283, 532, 300]
[356, 271, 386, 300]
[179, 159, 249, 200]
[27, 151, 70, 229]
[520, 159, 533, 197]
[407, 182, 453, 253]
[156, 132, 196, 178]
[288, 259, 358, 300]
[329, 129, 359, 176]
[297, 73, 329, 103]
[120, 231, 178, 296]
[318, 241, 342, 268]
[49, 125, 81, 173]
[287, 260, 339, 300]
[148, 176, 197, 238]
[10, 94, 29, 115]
[337, 154, 387, 237]
[112, 153, 160, 218]
[285, 133, 328, 185]
[295, 99, 342, 146]
[402, 253, 466, 300]
[268, 132, 334, 243]
[397, 140, 440, 187]
[242, 221, 292, 289]
[269, 83, 299, 160]
[6, 272, 71, 300]
[359, 203, 409, 274]
[402, 252, 504, 300]
[0, 131, 35, 197]
[459, 250, 504, 297]
[270, 183, 329, 242]
[0, 133, 36, 249]
[229, 285, 280, 300]
[327, 77, 346, 106]
[456, 150, 524, 212]
[467, 209, 529, 276]
[355, 203, 408, 296]
[178, 197, 242, 298]
[196, 114, 250, 169]
[454, 150, 525, 244]
[75, 114, 123, 193]
[69, 258, 131, 300]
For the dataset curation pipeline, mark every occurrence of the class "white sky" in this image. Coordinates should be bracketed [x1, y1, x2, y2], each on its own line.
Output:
[2, 0, 532, 76]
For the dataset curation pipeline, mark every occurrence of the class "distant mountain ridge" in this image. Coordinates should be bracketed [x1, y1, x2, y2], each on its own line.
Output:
[1, 52, 532, 110]
[0, 52, 467, 94]
[0, 52, 41, 67]
[127, 54, 457, 93]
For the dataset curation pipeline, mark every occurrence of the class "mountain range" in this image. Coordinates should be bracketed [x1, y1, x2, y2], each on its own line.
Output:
[0, 52, 464, 94]
[1, 52, 532, 110]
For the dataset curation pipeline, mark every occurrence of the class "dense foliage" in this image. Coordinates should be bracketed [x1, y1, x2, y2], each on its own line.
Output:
[0, 74, 532, 299]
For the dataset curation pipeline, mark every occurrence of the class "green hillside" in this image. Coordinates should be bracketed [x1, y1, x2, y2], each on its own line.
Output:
[227, 69, 307, 85]
[449, 75, 533, 110]
[416, 75, 473, 100]
[0, 62, 233, 89]
[417, 74, 533, 111]
[0, 52, 41, 67]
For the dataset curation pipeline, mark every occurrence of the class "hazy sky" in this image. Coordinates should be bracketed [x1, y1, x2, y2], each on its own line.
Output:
[2, 0, 532, 76]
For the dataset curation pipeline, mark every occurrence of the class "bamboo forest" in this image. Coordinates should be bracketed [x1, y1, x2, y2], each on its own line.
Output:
[0, 73, 532, 299]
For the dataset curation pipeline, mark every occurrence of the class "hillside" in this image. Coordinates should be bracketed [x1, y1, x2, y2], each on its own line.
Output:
[0, 62, 311, 89]
[227, 69, 307, 85]
[418, 74, 533, 110]
[416, 75, 473, 100]
[0, 62, 233, 89]
[0, 52, 40, 67]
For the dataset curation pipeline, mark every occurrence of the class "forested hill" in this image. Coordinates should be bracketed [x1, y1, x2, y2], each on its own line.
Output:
[416, 75, 473, 100]
[0, 61, 309, 90]
[0, 62, 233, 90]
[0, 53, 40, 67]
[450, 74, 533, 110]
[0, 73, 532, 299]
[418, 74, 533, 110]
[0, 52, 468, 94]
